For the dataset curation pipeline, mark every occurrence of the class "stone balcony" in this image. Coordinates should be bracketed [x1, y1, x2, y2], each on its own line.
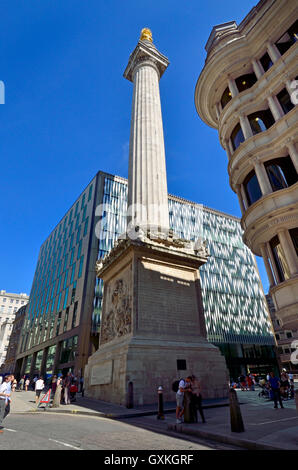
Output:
[241, 182, 298, 254]
[270, 277, 298, 330]
[228, 108, 297, 186]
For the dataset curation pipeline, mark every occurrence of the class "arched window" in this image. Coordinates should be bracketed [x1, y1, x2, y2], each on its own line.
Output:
[269, 236, 290, 283]
[289, 228, 298, 256]
[260, 52, 273, 72]
[230, 123, 245, 151]
[275, 20, 298, 55]
[276, 88, 295, 114]
[264, 156, 298, 191]
[221, 87, 232, 109]
[243, 170, 262, 206]
[248, 109, 275, 135]
[235, 73, 257, 93]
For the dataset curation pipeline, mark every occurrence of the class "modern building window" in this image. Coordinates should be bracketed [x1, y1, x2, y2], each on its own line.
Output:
[289, 228, 298, 256]
[243, 170, 262, 206]
[264, 156, 298, 192]
[60, 335, 78, 364]
[63, 307, 69, 332]
[220, 87, 232, 109]
[70, 282, 77, 305]
[235, 73, 257, 93]
[260, 52, 273, 72]
[78, 255, 84, 278]
[63, 287, 69, 310]
[81, 193, 86, 210]
[83, 217, 89, 237]
[248, 109, 275, 135]
[77, 240, 82, 260]
[276, 88, 295, 114]
[230, 123, 245, 151]
[88, 184, 93, 201]
[269, 235, 291, 283]
[56, 312, 62, 336]
[71, 301, 78, 329]
[275, 20, 298, 55]
[70, 263, 76, 284]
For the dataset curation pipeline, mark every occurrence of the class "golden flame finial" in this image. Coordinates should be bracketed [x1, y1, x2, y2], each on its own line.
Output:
[140, 28, 153, 42]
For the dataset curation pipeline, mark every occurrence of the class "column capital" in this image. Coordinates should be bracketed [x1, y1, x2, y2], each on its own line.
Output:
[124, 39, 169, 82]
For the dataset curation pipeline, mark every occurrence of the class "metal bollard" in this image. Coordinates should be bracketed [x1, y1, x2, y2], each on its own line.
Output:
[127, 381, 134, 409]
[229, 388, 245, 432]
[157, 386, 165, 420]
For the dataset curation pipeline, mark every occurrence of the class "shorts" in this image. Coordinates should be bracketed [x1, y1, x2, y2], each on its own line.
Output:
[176, 393, 184, 409]
[35, 390, 42, 398]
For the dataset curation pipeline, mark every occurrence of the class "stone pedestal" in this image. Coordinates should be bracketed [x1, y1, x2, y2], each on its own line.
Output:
[84, 230, 229, 406]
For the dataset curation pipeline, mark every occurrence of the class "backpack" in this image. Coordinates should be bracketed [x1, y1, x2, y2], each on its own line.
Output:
[172, 379, 184, 393]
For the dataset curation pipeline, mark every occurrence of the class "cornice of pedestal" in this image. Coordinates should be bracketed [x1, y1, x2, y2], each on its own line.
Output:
[123, 40, 169, 82]
[95, 227, 209, 278]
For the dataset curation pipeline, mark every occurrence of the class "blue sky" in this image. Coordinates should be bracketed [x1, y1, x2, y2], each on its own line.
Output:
[0, 0, 269, 295]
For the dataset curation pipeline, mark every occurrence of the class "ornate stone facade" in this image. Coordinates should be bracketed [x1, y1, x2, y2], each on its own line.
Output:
[195, 0, 298, 335]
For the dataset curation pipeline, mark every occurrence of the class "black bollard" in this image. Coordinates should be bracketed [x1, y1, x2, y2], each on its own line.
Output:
[295, 389, 298, 413]
[127, 381, 134, 409]
[229, 388, 245, 432]
[157, 386, 165, 419]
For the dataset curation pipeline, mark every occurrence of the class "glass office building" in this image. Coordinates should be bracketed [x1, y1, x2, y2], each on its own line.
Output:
[16, 171, 276, 380]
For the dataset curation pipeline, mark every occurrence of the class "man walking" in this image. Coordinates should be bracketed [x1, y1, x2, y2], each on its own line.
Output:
[0, 375, 13, 433]
[269, 371, 284, 409]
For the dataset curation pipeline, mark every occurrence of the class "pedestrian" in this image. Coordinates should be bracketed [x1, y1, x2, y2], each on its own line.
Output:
[280, 370, 290, 399]
[63, 372, 72, 405]
[12, 378, 17, 392]
[0, 375, 14, 433]
[25, 378, 30, 392]
[175, 377, 186, 424]
[288, 372, 294, 398]
[35, 377, 45, 405]
[32, 376, 38, 391]
[80, 376, 84, 396]
[239, 374, 247, 391]
[18, 376, 25, 391]
[50, 375, 57, 398]
[191, 375, 206, 423]
[52, 376, 63, 408]
[0, 375, 3, 386]
[269, 372, 284, 409]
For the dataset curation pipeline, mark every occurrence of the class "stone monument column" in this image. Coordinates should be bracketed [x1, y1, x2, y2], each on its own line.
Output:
[84, 29, 229, 406]
[124, 28, 170, 232]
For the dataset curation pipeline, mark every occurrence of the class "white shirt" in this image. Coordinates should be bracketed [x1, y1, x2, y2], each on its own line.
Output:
[35, 379, 44, 391]
[0, 381, 10, 401]
[177, 380, 185, 396]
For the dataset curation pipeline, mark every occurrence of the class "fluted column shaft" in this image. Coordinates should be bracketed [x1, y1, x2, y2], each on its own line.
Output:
[127, 59, 169, 231]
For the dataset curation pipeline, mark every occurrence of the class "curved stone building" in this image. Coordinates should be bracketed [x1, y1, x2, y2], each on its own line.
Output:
[195, 0, 298, 333]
